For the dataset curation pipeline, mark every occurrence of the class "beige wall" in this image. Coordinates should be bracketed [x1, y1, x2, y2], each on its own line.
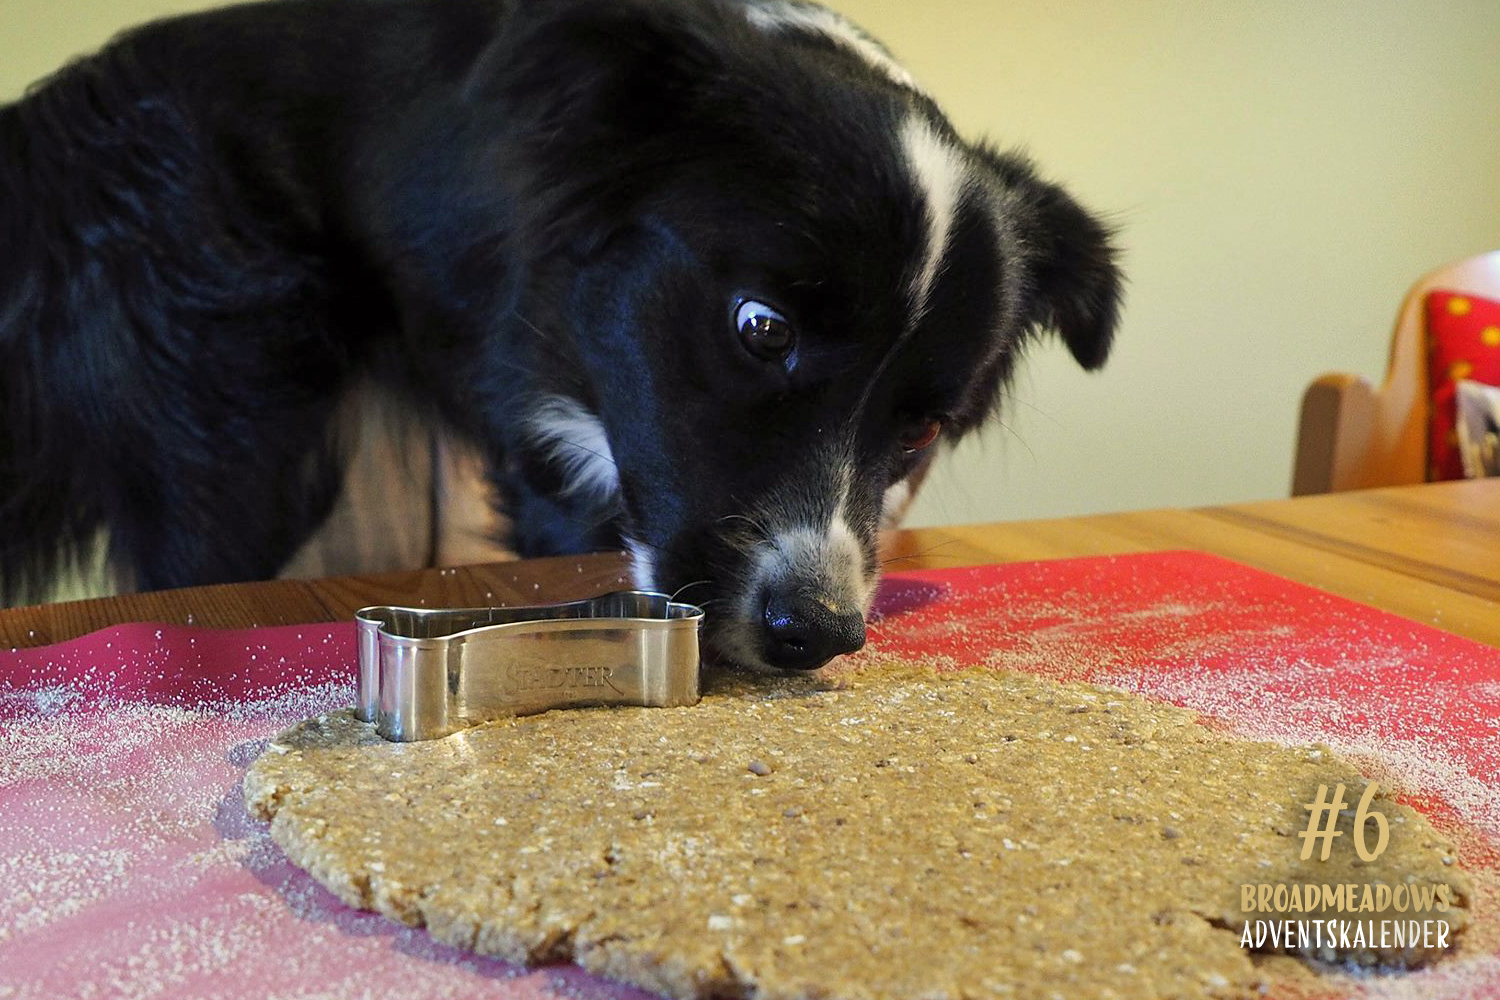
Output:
[7, 1, 1500, 528]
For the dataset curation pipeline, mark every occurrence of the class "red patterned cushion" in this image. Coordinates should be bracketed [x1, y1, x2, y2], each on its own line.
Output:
[1425, 290, 1500, 480]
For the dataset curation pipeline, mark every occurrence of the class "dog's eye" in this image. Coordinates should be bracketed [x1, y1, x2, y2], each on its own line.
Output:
[734, 299, 795, 361]
[899, 418, 944, 454]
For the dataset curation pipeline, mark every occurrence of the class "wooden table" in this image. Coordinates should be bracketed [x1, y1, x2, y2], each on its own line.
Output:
[3, 479, 1496, 650]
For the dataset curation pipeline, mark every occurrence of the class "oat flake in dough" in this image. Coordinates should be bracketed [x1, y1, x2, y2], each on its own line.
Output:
[245, 664, 1469, 1000]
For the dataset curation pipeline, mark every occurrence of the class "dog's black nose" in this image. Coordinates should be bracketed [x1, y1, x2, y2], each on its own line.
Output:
[761, 592, 866, 671]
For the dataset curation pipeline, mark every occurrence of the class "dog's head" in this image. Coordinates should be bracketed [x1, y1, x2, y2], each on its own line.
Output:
[482, 0, 1121, 671]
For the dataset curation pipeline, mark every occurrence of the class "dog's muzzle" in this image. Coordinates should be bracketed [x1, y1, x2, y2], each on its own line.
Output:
[737, 514, 873, 672]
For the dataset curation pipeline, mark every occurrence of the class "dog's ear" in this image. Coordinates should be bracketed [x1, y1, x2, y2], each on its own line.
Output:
[978, 149, 1123, 371]
[476, 0, 726, 129]
[466, 0, 734, 257]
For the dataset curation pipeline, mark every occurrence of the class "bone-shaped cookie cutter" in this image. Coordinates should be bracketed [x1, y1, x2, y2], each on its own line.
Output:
[355, 591, 704, 742]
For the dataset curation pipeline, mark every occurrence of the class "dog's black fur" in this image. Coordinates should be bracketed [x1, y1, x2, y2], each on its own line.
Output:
[0, 0, 1120, 668]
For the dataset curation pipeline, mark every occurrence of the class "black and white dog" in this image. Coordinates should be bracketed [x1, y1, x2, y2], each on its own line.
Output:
[0, 0, 1121, 671]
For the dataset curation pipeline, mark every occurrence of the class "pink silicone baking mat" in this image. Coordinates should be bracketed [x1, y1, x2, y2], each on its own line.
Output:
[2, 551, 1497, 999]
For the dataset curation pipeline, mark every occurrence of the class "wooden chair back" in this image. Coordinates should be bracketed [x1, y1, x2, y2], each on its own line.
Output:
[1292, 250, 1500, 495]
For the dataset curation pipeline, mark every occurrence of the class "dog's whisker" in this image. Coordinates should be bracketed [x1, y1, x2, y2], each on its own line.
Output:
[548, 437, 619, 470]
[993, 387, 1064, 427]
[877, 539, 963, 569]
[716, 513, 771, 543]
[994, 415, 1038, 463]
[723, 502, 791, 562]
[489, 356, 548, 383]
[668, 579, 713, 602]
[511, 311, 560, 346]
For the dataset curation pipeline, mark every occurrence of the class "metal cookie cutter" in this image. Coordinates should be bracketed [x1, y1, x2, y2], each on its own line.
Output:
[355, 591, 704, 742]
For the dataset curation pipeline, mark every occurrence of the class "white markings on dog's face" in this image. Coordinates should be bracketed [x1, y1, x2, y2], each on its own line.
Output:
[880, 479, 913, 531]
[825, 512, 876, 608]
[752, 515, 869, 605]
[845, 114, 974, 430]
[744, 1, 926, 96]
[711, 455, 877, 670]
[523, 395, 620, 504]
[626, 537, 656, 591]
[900, 114, 971, 332]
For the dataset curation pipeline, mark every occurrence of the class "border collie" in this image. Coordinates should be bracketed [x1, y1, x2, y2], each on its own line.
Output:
[0, 0, 1121, 671]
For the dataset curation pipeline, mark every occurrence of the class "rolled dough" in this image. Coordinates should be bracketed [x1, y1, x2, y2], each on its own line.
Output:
[245, 664, 1469, 999]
